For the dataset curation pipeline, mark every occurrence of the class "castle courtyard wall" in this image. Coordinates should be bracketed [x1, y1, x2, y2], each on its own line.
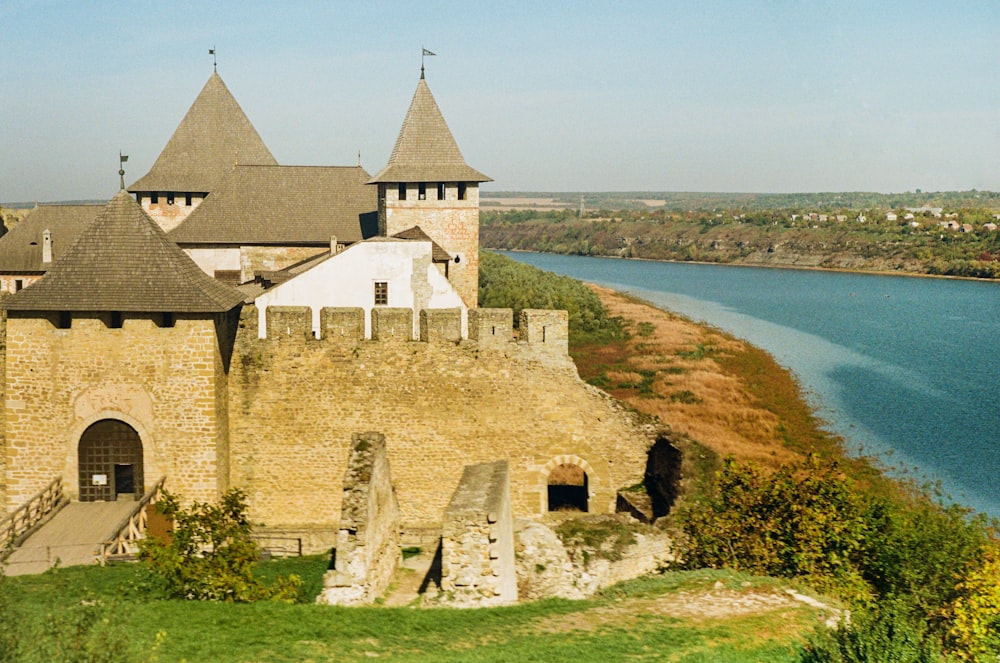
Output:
[228, 306, 651, 545]
[2, 312, 230, 510]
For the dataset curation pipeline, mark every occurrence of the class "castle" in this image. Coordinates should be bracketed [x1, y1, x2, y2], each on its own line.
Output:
[0, 65, 653, 551]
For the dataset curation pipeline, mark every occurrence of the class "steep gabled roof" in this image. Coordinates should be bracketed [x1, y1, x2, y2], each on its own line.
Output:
[368, 77, 491, 184]
[128, 72, 277, 194]
[168, 165, 378, 245]
[392, 226, 452, 262]
[5, 191, 245, 312]
[0, 204, 102, 272]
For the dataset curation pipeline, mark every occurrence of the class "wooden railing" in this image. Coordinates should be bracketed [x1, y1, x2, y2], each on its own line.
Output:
[98, 477, 166, 563]
[0, 477, 66, 558]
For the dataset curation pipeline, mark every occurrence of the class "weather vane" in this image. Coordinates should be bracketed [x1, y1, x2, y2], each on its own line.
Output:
[421, 47, 435, 78]
[209, 46, 217, 71]
[118, 151, 128, 191]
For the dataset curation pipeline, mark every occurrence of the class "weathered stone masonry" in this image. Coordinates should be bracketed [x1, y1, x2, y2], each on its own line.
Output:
[229, 305, 651, 547]
[2, 310, 234, 509]
[317, 431, 401, 606]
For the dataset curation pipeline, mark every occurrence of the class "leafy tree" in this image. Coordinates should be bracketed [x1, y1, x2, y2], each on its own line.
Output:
[478, 250, 623, 344]
[138, 488, 300, 602]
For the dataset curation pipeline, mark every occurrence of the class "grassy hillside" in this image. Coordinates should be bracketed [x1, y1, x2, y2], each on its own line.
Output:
[0, 559, 834, 662]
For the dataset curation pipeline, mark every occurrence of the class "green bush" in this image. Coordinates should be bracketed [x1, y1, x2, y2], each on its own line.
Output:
[800, 597, 946, 663]
[138, 488, 300, 602]
[676, 456, 872, 598]
[478, 251, 623, 345]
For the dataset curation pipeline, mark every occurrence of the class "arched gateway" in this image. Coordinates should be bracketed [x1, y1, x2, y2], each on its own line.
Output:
[78, 419, 144, 502]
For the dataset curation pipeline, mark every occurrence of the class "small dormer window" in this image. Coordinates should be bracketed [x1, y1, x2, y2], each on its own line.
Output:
[374, 281, 388, 306]
[418, 183, 426, 200]
[458, 183, 467, 200]
[398, 183, 407, 201]
[437, 183, 445, 200]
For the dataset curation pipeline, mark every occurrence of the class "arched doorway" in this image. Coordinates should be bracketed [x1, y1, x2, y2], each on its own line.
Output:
[78, 419, 144, 502]
[547, 463, 588, 512]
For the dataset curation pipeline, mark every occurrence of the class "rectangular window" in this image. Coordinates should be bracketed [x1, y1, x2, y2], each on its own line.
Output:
[184, 193, 192, 206]
[374, 281, 388, 306]
[166, 193, 175, 205]
[14, 279, 23, 292]
[398, 183, 407, 201]
[151, 193, 159, 204]
[437, 183, 445, 200]
[458, 183, 467, 200]
[110, 312, 123, 329]
[160, 312, 175, 328]
[58, 311, 72, 329]
[418, 183, 426, 200]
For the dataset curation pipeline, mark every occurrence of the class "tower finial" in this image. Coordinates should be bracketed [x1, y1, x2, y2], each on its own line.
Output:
[421, 47, 435, 79]
[118, 151, 129, 191]
[209, 46, 217, 71]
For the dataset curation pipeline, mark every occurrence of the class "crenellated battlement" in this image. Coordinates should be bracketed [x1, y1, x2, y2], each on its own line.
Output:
[246, 305, 569, 358]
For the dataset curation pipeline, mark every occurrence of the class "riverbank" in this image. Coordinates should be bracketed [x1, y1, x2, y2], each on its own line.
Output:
[574, 286, 843, 466]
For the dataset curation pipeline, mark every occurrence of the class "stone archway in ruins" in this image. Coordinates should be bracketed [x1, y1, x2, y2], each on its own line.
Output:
[545, 455, 595, 513]
[78, 419, 144, 502]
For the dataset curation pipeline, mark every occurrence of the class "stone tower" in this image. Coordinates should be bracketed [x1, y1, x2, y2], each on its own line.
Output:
[128, 71, 277, 233]
[368, 73, 491, 308]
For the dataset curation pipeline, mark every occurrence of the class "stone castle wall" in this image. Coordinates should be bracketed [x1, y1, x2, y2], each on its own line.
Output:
[229, 305, 651, 547]
[2, 311, 232, 509]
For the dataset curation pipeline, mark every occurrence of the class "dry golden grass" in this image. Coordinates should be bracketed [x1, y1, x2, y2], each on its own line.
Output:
[572, 286, 844, 468]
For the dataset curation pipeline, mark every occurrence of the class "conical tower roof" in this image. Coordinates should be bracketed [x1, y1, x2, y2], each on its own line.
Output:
[128, 72, 277, 194]
[368, 77, 490, 184]
[5, 190, 245, 312]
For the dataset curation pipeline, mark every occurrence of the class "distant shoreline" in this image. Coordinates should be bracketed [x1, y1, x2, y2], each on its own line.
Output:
[494, 247, 1000, 284]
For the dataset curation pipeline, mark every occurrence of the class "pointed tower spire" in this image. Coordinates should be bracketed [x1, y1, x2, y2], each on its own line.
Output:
[367, 76, 490, 185]
[129, 72, 276, 195]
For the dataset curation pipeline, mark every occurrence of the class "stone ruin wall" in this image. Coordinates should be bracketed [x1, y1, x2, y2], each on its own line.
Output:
[0, 310, 5, 513]
[228, 305, 651, 549]
[317, 432, 401, 606]
[440, 460, 517, 606]
[1, 311, 232, 510]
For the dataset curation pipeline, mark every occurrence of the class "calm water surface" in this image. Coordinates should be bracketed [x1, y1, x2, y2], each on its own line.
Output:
[502, 252, 1000, 516]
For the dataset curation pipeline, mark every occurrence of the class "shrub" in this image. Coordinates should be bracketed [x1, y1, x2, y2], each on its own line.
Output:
[138, 488, 300, 602]
[947, 541, 1000, 661]
[800, 597, 945, 663]
[676, 456, 872, 598]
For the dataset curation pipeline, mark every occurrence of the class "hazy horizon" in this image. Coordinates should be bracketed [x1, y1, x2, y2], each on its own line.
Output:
[3, 1, 998, 202]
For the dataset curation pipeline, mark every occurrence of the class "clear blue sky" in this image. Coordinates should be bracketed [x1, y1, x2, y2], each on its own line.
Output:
[2, 1, 999, 202]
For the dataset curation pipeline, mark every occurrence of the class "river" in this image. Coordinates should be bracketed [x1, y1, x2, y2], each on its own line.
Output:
[500, 251, 1000, 517]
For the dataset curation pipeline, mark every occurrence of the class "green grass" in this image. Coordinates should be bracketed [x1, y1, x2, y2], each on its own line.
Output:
[1, 560, 823, 662]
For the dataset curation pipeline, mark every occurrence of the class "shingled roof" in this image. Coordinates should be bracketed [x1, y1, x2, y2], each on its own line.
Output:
[128, 72, 277, 194]
[392, 226, 452, 262]
[5, 191, 245, 312]
[168, 165, 378, 245]
[0, 204, 101, 272]
[368, 77, 491, 184]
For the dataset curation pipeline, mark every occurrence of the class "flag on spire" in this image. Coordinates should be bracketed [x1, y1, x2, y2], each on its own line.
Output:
[420, 47, 436, 78]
